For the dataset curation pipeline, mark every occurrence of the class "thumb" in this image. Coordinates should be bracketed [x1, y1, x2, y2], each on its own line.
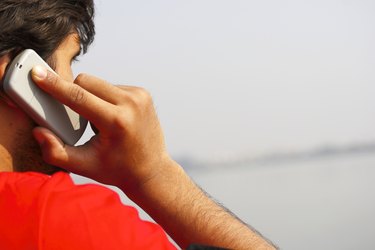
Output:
[32, 127, 95, 177]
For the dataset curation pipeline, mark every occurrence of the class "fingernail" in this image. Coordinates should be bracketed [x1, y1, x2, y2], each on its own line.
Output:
[32, 65, 47, 80]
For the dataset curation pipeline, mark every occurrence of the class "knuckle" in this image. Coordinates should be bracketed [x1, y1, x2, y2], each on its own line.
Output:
[68, 85, 87, 105]
[75, 73, 90, 84]
[132, 87, 153, 106]
[111, 110, 131, 131]
[47, 71, 59, 88]
[115, 87, 131, 101]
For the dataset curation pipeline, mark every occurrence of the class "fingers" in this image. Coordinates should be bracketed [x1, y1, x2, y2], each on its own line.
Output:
[32, 127, 95, 176]
[73, 73, 126, 104]
[31, 66, 116, 131]
[74, 74, 152, 110]
[74, 74, 152, 106]
[32, 127, 70, 166]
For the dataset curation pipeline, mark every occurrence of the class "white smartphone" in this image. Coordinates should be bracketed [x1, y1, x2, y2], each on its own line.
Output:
[3, 49, 88, 145]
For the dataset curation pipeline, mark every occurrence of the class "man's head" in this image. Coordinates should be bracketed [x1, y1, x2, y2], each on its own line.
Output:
[0, 0, 95, 61]
[0, 0, 95, 174]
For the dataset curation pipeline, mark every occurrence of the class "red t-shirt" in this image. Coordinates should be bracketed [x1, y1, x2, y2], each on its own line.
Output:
[0, 171, 176, 250]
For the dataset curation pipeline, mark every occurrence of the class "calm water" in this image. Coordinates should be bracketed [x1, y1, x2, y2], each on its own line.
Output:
[189, 153, 375, 250]
[73, 153, 375, 250]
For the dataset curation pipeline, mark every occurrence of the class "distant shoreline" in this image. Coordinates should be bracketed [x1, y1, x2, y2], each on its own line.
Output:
[177, 142, 375, 171]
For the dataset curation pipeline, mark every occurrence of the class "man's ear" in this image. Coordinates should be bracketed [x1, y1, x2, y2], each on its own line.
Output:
[0, 54, 11, 79]
[0, 54, 17, 108]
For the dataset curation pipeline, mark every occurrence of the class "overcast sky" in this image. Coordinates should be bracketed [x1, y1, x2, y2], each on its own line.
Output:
[73, 0, 375, 161]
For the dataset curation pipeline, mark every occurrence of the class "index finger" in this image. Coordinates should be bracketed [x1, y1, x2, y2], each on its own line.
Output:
[31, 65, 116, 131]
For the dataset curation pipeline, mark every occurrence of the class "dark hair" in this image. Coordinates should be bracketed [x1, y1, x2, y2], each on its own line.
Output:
[0, 0, 95, 60]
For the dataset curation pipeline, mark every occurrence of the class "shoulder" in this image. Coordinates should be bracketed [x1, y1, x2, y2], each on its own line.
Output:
[0, 171, 175, 249]
[40, 172, 175, 249]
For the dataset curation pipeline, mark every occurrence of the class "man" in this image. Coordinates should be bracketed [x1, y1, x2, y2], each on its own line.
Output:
[0, 1, 276, 249]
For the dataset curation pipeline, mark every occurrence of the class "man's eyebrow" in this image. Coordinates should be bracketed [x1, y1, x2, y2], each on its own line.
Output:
[72, 48, 82, 62]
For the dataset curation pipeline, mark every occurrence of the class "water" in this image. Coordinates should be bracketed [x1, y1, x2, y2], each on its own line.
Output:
[73, 153, 375, 250]
[188, 153, 375, 250]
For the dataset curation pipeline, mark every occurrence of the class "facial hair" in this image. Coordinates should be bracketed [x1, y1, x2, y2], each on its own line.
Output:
[12, 123, 65, 175]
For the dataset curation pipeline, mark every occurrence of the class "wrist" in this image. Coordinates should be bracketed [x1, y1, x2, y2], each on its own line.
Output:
[118, 154, 183, 200]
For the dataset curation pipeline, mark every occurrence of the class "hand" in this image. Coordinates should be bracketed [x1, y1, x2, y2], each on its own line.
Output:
[31, 66, 172, 190]
[30, 67, 276, 250]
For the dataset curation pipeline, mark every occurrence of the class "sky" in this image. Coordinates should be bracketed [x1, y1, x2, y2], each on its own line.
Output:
[73, 0, 375, 162]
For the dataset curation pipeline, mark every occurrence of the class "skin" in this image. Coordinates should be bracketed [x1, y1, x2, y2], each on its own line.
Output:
[0, 34, 80, 173]
[0, 33, 276, 249]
